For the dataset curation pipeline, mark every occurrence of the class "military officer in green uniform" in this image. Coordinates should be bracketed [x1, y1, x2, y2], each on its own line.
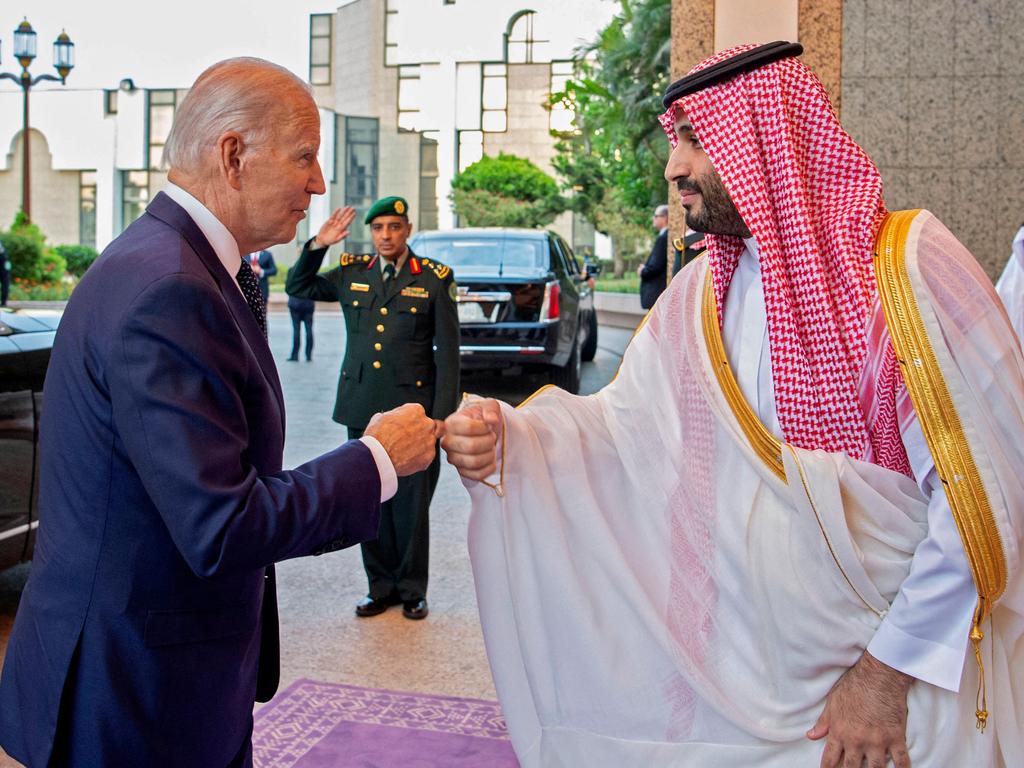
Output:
[286, 196, 459, 620]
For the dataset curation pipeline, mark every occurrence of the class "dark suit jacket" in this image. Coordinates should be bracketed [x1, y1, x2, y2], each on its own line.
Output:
[249, 249, 277, 302]
[286, 242, 460, 430]
[0, 193, 382, 767]
[639, 228, 668, 309]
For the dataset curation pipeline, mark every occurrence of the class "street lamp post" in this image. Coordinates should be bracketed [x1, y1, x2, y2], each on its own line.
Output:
[0, 19, 75, 222]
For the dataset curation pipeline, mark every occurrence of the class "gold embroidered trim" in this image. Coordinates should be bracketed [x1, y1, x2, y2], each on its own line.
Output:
[701, 271, 786, 482]
[874, 209, 1007, 731]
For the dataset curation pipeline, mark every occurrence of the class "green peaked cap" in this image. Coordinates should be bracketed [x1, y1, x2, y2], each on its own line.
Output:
[364, 196, 410, 224]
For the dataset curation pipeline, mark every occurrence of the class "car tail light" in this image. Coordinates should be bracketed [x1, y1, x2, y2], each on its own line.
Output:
[540, 281, 560, 320]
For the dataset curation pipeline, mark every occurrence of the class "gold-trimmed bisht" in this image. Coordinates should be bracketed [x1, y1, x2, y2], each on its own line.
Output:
[874, 209, 1008, 732]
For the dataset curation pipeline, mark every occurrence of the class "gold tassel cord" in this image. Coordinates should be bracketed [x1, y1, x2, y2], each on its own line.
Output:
[972, 602, 989, 732]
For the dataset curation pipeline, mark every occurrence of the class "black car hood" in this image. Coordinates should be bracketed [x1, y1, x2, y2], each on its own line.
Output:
[0, 309, 61, 334]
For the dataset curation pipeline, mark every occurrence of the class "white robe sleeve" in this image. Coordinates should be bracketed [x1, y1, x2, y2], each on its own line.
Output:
[865, 416, 975, 691]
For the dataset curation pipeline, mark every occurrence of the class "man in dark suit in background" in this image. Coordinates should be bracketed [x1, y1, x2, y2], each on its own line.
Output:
[246, 248, 278, 309]
[638, 204, 669, 309]
[0, 239, 10, 306]
[0, 58, 439, 768]
[287, 197, 460, 621]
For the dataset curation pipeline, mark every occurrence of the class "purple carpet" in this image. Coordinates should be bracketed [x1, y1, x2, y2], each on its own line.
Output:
[253, 679, 519, 767]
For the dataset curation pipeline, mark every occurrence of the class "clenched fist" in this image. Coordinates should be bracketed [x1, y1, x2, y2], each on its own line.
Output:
[441, 398, 502, 481]
[364, 403, 443, 476]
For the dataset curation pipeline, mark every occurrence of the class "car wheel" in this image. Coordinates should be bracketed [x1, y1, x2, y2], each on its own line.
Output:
[580, 310, 598, 362]
[550, 334, 581, 394]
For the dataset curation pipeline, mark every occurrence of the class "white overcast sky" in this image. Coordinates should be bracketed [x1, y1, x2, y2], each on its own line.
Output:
[0, 1, 337, 91]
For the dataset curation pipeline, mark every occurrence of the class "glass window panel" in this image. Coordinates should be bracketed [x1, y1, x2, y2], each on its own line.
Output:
[507, 42, 526, 64]
[552, 60, 574, 76]
[311, 37, 331, 66]
[483, 63, 506, 77]
[482, 77, 506, 110]
[104, 90, 118, 115]
[149, 146, 166, 170]
[458, 131, 484, 171]
[311, 65, 330, 86]
[150, 90, 175, 106]
[149, 105, 175, 143]
[550, 106, 574, 133]
[482, 110, 507, 133]
[311, 14, 331, 36]
[81, 170, 97, 187]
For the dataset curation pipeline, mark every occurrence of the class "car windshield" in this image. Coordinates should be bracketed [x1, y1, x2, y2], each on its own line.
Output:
[411, 236, 546, 273]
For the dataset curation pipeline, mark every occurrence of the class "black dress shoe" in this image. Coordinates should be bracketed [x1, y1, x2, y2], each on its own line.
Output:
[355, 595, 391, 617]
[402, 598, 428, 620]
[286, 356, 298, 362]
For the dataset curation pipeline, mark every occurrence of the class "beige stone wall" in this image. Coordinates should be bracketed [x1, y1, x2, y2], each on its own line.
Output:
[482, 63, 574, 242]
[483, 64, 558, 176]
[841, 0, 1023, 278]
[0, 129, 83, 245]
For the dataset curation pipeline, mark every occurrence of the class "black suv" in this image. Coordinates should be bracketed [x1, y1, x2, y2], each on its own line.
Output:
[0, 308, 59, 570]
[409, 228, 598, 394]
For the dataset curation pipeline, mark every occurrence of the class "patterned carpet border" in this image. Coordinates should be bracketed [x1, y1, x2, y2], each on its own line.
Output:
[252, 679, 510, 768]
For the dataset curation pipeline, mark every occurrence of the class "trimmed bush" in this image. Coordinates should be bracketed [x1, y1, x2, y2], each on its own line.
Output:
[0, 232, 43, 281]
[450, 153, 566, 228]
[56, 244, 100, 277]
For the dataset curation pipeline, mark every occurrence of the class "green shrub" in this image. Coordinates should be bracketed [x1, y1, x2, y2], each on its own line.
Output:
[450, 153, 566, 228]
[37, 249, 67, 283]
[0, 231, 43, 281]
[55, 244, 100, 277]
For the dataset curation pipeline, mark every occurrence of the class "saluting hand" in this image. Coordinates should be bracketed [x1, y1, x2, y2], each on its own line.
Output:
[314, 206, 357, 249]
[364, 403, 442, 477]
[441, 398, 502, 481]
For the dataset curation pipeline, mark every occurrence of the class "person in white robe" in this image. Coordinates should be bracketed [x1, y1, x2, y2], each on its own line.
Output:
[442, 42, 1024, 768]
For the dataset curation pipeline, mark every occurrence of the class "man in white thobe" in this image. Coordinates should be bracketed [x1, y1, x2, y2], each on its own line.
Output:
[443, 42, 1023, 768]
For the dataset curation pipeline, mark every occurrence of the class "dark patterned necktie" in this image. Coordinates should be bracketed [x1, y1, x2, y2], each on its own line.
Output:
[383, 262, 396, 283]
[236, 258, 267, 336]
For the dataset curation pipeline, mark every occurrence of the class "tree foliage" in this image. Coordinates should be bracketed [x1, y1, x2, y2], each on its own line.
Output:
[450, 153, 566, 228]
[55, 244, 100, 278]
[549, 0, 671, 273]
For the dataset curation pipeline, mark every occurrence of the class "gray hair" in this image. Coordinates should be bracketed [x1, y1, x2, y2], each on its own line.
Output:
[164, 57, 312, 173]
[654, 204, 669, 217]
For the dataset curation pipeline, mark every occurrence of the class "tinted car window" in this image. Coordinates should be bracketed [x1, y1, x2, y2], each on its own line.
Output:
[412, 236, 547, 272]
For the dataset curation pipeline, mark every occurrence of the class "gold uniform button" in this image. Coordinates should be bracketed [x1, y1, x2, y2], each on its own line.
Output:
[353, 300, 360, 307]
[372, 361, 382, 369]
[374, 342, 382, 351]
[416, 380, 423, 387]
[380, 307, 388, 316]
[410, 306, 417, 314]
[376, 324, 385, 332]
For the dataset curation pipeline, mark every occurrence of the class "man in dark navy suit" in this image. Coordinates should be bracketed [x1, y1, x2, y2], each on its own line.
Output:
[246, 248, 278, 309]
[0, 57, 439, 768]
[637, 203, 669, 309]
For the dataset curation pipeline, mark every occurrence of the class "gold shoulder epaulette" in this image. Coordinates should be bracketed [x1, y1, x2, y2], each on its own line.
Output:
[431, 262, 451, 280]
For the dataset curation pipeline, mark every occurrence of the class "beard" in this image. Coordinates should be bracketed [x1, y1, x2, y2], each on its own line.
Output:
[678, 173, 750, 238]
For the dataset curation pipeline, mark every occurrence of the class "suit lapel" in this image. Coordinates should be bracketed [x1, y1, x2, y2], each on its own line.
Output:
[145, 193, 285, 423]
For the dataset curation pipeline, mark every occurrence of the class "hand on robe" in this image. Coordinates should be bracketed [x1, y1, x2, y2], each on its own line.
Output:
[441, 397, 502, 481]
[364, 403, 442, 476]
[807, 650, 913, 768]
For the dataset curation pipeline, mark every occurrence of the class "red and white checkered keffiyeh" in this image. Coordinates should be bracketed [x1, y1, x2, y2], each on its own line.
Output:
[660, 45, 910, 474]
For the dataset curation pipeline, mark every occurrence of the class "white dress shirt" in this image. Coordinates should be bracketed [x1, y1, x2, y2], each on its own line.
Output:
[163, 183, 398, 502]
[722, 238, 975, 691]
